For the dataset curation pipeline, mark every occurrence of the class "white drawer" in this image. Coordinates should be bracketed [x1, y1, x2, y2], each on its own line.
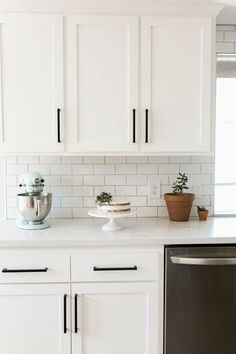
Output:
[71, 252, 160, 282]
[0, 254, 70, 283]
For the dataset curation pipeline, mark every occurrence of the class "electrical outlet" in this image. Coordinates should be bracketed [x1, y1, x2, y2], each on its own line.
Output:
[148, 176, 161, 199]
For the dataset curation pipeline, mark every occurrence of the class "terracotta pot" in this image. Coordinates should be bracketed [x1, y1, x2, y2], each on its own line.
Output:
[198, 210, 209, 221]
[164, 193, 195, 222]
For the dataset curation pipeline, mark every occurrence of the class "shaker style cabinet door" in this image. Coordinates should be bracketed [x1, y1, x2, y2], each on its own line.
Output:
[141, 17, 213, 153]
[66, 16, 138, 152]
[0, 283, 70, 354]
[72, 282, 159, 354]
[0, 14, 64, 152]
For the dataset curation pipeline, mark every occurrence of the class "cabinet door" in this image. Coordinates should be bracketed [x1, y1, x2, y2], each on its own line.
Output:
[0, 283, 70, 354]
[72, 282, 159, 354]
[0, 14, 64, 152]
[67, 16, 138, 152]
[142, 17, 213, 153]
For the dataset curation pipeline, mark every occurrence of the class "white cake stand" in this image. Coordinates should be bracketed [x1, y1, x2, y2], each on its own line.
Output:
[88, 209, 136, 231]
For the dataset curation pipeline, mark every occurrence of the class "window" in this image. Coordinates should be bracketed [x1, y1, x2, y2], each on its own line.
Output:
[215, 54, 236, 214]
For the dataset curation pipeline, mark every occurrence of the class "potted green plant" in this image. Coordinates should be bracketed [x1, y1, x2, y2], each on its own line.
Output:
[164, 173, 195, 222]
[197, 206, 209, 221]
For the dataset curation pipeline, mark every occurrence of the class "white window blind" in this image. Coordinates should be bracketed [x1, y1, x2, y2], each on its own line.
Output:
[215, 54, 236, 214]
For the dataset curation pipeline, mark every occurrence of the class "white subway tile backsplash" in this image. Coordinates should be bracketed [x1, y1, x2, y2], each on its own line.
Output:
[116, 186, 137, 196]
[18, 156, 39, 164]
[158, 207, 169, 217]
[127, 156, 148, 163]
[137, 164, 158, 174]
[61, 197, 83, 208]
[216, 31, 224, 42]
[95, 164, 115, 174]
[73, 164, 93, 175]
[50, 186, 72, 197]
[51, 164, 72, 175]
[44, 176, 61, 186]
[190, 156, 212, 163]
[148, 156, 169, 163]
[61, 156, 83, 164]
[6, 156, 17, 164]
[83, 156, 104, 164]
[6, 176, 17, 186]
[51, 208, 72, 219]
[180, 163, 201, 174]
[7, 164, 28, 175]
[137, 186, 149, 196]
[73, 186, 94, 196]
[40, 156, 61, 164]
[94, 186, 115, 196]
[216, 42, 234, 53]
[170, 156, 190, 163]
[84, 175, 104, 186]
[116, 164, 136, 174]
[105, 156, 126, 163]
[224, 31, 236, 42]
[105, 175, 125, 185]
[127, 175, 147, 185]
[72, 208, 91, 218]
[29, 164, 50, 175]
[62, 176, 82, 186]
[201, 164, 214, 174]
[216, 25, 234, 31]
[159, 164, 179, 174]
[137, 207, 157, 217]
[4, 153, 215, 219]
[82, 197, 96, 208]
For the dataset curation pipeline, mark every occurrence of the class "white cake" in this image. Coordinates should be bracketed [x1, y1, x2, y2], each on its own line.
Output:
[98, 199, 131, 213]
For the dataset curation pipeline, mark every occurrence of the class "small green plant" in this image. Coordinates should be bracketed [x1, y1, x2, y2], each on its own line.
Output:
[96, 192, 112, 206]
[172, 173, 189, 194]
[197, 206, 208, 212]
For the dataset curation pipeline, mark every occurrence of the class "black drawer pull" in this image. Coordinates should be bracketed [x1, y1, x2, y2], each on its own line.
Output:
[145, 109, 149, 143]
[75, 294, 78, 333]
[64, 294, 67, 334]
[133, 109, 136, 143]
[93, 266, 138, 272]
[57, 108, 61, 143]
[2, 267, 48, 273]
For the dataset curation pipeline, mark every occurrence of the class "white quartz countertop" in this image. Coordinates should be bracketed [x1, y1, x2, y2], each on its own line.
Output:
[0, 217, 236, 248]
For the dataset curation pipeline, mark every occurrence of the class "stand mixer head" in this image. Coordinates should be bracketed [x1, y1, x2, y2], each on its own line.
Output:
[17, 171, 52, 230]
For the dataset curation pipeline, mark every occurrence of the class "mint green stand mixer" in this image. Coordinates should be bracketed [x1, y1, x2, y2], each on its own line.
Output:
[16, 171, 52, 230]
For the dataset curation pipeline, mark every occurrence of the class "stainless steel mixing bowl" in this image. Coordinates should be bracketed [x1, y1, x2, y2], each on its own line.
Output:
[17, 193, 52, 224]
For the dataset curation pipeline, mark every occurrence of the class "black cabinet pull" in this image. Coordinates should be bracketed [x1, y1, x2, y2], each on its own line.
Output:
[145, 109, 149, 143]
[57, 108, 61, 143]
[93, 266, 138, 272]
[133, 109, 136, 143]
[2, 267, 48, 273]
[64, 294, 67, 334]
[75, 294, 78, 333]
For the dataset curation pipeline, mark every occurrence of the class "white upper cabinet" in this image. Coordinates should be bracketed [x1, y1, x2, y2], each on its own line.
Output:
[141, 16, 213, 153]
[66, 15, 139, 153]
[0, 14, 64, 152]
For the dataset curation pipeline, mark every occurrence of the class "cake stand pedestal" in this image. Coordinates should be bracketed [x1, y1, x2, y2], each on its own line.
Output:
[88, 209, 136, 231]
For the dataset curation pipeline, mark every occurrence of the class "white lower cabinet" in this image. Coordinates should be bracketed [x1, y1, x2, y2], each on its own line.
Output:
[72, 282, 159, 354]
[0, 283, 70, 354]
[0, 250, 162, 354]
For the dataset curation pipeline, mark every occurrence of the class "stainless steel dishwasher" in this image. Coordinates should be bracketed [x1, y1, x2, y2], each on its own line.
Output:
[165, 245, 236, 354]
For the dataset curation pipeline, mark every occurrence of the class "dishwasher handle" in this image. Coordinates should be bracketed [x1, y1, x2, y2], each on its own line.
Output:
[170, 256, 236, 266]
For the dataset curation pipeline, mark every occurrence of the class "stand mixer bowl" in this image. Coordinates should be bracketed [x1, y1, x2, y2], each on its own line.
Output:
[18, 193, 52, 224]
